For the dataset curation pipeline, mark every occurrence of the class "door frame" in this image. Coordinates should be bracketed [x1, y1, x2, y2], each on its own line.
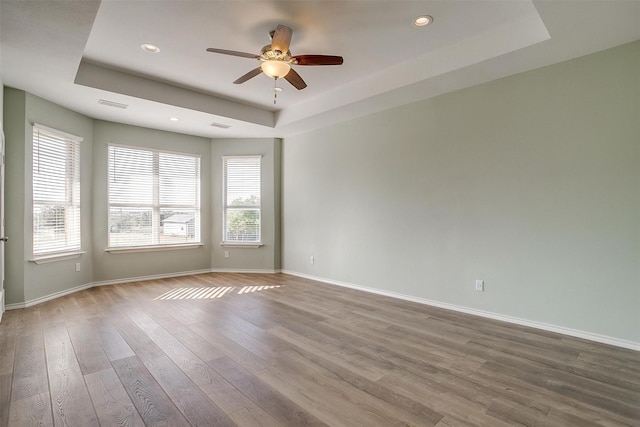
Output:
[1, 123, 5, 320]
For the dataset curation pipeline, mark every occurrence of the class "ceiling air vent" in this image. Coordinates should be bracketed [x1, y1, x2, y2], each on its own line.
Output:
[210, 122, 231, 129]
[98, 99, 128, 109]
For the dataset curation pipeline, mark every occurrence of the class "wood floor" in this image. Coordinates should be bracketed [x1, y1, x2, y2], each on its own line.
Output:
[0, 273, 638, 426]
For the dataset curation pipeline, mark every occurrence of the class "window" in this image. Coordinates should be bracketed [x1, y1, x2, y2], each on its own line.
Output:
[32, 124, 82, 257]
[108, 145, 201, 249]
[223, 156, 261, 244]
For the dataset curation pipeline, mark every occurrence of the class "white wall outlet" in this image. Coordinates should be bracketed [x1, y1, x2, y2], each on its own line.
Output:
[224, 250, 230, 259]
[310, 255, 314, 264]
[75, 262, 81, 272]
[475, 280, 484, 292]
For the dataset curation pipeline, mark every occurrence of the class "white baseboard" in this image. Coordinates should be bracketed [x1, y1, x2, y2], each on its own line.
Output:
[5, 268, 278, 310]
[6, 266, 637, 351]
[5, 282, 94, 310]
[5, 268, 213, 310]
[210, 268, 280, 274]
[91, 269, 213, 287]
[281, 270, 640, 352]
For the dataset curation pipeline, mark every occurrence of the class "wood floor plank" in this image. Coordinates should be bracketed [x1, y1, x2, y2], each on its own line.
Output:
[110, 315, 167, 363]
[143, 304, 227, 360]
[11, 333, 48, 402]
[95, 316, 136, 361]
[8, 392, 53, 426]
[1, 272, 638, 426]
[481, 359, 640, 421]
[144, 355, 236, 426]
[471, 361, 636, 426]
[66, 319, 112, 375]
[72, 289, 102, 318]
[42, 321, 80, 374]
[14, 308, 42, 335]
[190, 321, 271, 373]
[228, 404, 282, 427]
[42, 319, 99, 426]
[485, 398, 547, 426]
[36, 300, 65, 324]
[285, 345, 444, 425]
[112, 355, 190, 426]
[0, 325, 17, 376]
[49, 367, 99, 426]
[269, 324, 389, 382]
[0, 326, 16, 426]
[0, 373, 12, 426]
[84, 368, 145, 427]
[0, 310, 20, 330]
[259, 349, 444, 426]
[124, 307, 253, 414]
[208, 355, 327, 426]
[377, 372, 514, 427]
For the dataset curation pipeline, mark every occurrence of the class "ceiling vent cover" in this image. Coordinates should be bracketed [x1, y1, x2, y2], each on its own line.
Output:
[98, 99, 128, 109]
[210, 122, 231, 129]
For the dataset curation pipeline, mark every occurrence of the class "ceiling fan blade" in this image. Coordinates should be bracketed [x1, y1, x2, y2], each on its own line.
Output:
[284, 68, 307, 90]
[271, 24, 293, 54]
[206, 48, 259, 59]
[292, 55, 344, 66]
[234, 67, 263, 84]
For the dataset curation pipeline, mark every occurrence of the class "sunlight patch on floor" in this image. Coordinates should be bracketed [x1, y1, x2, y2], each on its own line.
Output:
[155, 286, 235, 300]
[155, 284, 283, 300]
[238, 285, 282, 294]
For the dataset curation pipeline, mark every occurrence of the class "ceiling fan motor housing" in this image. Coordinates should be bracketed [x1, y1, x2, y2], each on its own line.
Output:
[261, 45, 292, 62]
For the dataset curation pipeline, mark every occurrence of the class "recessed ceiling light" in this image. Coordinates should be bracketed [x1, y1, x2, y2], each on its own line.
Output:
[414, 15, 433, 27]
[141, 43, 160, 53]
[169, 117, 180, 122]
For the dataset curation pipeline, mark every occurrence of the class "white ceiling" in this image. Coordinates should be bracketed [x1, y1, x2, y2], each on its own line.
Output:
[1, 1, 639, 139]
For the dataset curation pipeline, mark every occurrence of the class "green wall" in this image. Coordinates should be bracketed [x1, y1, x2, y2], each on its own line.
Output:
[282, 41, 640, 344]
[91, 121, 213, 282]
[2, 91, 280, 303]
[4, 89, 94, 303]
[3, 41, 638, 346]
[3, 88, 25, 305]
[211, 138, 282, 272]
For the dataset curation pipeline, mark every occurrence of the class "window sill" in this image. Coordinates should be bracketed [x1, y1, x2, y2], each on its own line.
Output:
[105, 243, 203, 254]
[220, 242, 263, 249]
[30, 251, 86, 264]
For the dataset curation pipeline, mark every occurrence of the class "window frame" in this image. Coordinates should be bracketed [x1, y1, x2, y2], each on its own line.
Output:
[30, 124, 83, 262]
[221, 155, 262, 247]
[107, 144, 202, 252]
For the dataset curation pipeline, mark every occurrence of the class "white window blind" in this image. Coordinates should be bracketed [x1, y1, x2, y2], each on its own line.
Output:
[32, 125, 82, 256]
[223, 156, 261, 243]
[108, 145, 201, 248]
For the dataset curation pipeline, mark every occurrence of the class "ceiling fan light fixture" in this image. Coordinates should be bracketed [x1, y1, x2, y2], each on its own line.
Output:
[414, 15, 433, 27]
[261, 60, 291, 79]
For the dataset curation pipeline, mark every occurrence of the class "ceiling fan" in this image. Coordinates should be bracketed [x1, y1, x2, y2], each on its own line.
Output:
[206, 24, 343, 92]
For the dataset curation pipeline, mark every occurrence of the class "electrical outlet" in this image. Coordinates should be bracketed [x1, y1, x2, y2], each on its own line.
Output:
[224, 250, 230, 258]
[475, 280, 484, 292]
[310, 255, 314, 264]
[75, 263, 81, 272]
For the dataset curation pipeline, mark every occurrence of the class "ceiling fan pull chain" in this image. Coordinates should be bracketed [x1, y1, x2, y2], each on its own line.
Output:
[274, 78, 278, 104]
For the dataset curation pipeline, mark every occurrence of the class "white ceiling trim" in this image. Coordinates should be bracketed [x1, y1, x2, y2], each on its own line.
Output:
[75, 61, 275, 128]
[1, 1, 639, 139]
[276, 5, 550, 128]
